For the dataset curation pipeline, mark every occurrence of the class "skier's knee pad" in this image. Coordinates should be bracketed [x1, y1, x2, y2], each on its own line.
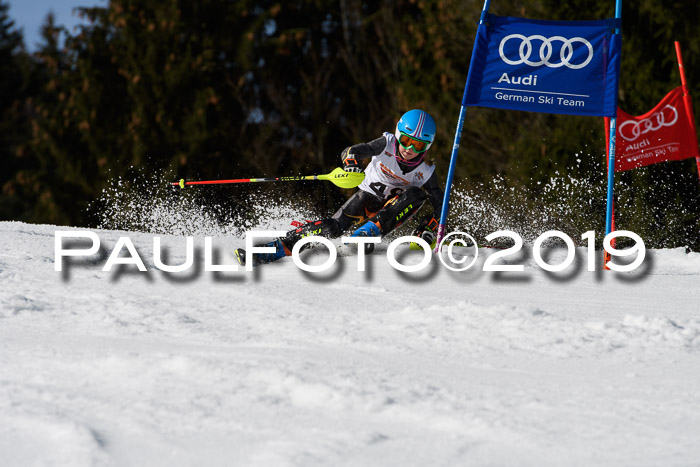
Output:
[375, 187, 426, 233]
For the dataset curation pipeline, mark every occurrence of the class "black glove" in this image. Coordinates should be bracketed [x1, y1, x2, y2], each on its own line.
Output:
[341, 148, 362, 173]
[418, 229, 435, 245]
[413, 215, 439, 244]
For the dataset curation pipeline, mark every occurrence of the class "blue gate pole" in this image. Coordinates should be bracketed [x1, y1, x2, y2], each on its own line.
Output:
[435, 0, 491, 253]
[605, 0, 622, 238]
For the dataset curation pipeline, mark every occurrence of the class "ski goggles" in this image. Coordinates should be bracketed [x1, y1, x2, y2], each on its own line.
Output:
[398, 133, 430, 153]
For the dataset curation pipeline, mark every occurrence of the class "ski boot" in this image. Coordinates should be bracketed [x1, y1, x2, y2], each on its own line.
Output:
[349, 221, 381, 254]
[235, 238, 290, 267]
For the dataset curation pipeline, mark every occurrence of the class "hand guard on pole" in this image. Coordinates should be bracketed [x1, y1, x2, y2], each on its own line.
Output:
[341, 148, 362, 173]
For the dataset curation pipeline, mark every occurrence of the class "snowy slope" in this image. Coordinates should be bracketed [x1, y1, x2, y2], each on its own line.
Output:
[1, 220, 700, 467]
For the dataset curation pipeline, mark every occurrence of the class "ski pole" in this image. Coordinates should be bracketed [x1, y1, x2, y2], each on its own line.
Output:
[172, 167, 364, 190]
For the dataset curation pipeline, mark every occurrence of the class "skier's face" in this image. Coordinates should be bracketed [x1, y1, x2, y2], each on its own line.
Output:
[398, 145, 421, 161]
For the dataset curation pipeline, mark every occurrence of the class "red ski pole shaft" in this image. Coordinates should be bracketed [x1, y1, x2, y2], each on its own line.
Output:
[172, 176, 310, 188]
[171, 168, 365, 190]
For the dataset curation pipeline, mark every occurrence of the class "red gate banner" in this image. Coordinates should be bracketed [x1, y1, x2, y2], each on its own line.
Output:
[607, 86, 700, 172]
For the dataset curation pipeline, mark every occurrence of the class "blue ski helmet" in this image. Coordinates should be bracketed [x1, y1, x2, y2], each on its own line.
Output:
[395, 109, 436, 153]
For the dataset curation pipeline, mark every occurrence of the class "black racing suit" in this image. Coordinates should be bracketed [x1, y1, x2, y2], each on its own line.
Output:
[281, 136, 444, 250]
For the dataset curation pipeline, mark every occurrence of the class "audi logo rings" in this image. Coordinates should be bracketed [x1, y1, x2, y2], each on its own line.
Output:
[619, 105, 679, 142]
[499, 34, 594, 69]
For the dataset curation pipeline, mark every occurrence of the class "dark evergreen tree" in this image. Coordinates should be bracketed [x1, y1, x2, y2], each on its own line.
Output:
[0, 0, 37, 221]
[1, 0, 698, 247]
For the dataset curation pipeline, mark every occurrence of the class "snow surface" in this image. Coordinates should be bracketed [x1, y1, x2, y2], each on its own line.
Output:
[1, 220, 700, 466]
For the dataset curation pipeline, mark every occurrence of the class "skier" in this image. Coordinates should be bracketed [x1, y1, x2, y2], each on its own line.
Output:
[235, 109, 445, 266]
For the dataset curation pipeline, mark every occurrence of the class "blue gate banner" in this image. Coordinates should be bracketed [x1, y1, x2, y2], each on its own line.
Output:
[464, 14, 621, 117]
